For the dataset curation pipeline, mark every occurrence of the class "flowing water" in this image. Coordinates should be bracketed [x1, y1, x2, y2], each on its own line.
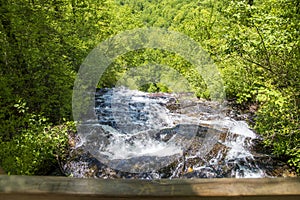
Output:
[64, 87, 290, 179]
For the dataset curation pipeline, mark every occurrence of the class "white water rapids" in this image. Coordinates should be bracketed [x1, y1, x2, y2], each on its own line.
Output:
[73, 87, 268, 178]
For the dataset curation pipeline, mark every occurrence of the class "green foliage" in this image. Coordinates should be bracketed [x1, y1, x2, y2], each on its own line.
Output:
[0, 118, 75, 175]
[221, 0, 299, 171]
[255, 87, 300, 171]
[222, 0, 299, 95]
[1, 0, 73, 124]
[98, 49, 209, 97]
[139, 82, 171, 93]
[0, 98, 46, 140]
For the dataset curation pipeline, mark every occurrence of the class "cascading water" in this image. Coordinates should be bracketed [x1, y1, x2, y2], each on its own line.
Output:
[63, 87, 287, 179]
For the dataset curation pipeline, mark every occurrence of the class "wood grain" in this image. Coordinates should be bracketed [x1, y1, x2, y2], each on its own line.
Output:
[0, 176, 299, 200]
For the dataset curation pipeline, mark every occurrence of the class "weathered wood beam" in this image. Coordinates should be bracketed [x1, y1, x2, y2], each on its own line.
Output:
[0, 175, 300, 200]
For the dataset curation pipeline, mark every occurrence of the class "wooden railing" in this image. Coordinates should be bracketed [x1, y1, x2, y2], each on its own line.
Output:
[0, 175, 300, 200]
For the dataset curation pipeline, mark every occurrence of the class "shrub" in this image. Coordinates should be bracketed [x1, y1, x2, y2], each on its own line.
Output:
[0, 109, 75, 175]
[255, 87, 300, 172]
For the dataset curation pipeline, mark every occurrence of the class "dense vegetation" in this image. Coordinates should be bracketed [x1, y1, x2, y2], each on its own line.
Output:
[0, 0, 299, 175]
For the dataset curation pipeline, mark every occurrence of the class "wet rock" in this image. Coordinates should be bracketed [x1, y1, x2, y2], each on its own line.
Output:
[62, 87, 297, 179]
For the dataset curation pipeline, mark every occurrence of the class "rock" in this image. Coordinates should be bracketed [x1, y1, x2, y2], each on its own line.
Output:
[62, 87, 297, 179]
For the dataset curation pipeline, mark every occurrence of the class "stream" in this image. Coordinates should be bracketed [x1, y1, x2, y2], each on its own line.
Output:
[63, 87, 295, 179]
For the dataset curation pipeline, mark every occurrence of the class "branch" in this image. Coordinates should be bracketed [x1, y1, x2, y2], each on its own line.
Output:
[252, 22, 272, 69]
[239, 53, 274, 73]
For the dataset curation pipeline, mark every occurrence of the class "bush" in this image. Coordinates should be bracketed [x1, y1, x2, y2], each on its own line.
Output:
[255, 87, 300, 172]
[0, 113, 75, 175]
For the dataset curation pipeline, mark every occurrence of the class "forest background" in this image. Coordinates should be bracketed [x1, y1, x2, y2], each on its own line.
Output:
[0, 0, 299, 175]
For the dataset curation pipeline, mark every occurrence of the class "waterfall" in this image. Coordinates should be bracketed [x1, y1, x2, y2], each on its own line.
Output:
[64, 87, 280, 179]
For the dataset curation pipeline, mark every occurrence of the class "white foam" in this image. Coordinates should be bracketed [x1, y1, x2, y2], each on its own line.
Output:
[229, 121, 256, 138]
[102, 135, 182, 159]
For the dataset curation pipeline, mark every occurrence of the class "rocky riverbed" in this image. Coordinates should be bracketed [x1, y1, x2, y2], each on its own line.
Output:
[58, 87, 297, 179]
